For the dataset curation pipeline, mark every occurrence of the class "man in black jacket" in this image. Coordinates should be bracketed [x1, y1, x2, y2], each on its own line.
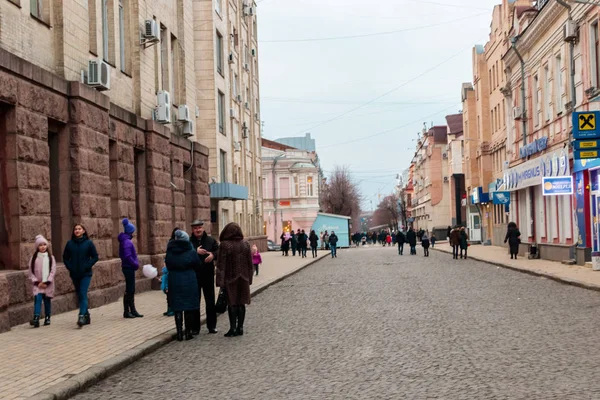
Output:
[190, 220, 219, 335]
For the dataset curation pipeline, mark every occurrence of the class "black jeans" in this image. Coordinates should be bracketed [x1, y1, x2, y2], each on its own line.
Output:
[452, 245, 459, 259]
[311, 246, 317, 257]
[122, 268, 136, 294]
[191, 268, 217, 331]
[398, 243, 404, 255]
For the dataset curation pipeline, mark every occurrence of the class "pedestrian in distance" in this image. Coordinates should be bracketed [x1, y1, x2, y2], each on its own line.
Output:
[504, 221, 521, 259]
[406, 227, 417, 255]
[385, 234, 392, 247]
[119, 218, 143, 319]
[216, 222, 254, 337]
[397, 230, 406, 255]
[299, 229, 308, 258]
[291, 231, 298, 256]
[309, 230, 319, 257]
[421, 232, 430, 257]
[450, 226, 461, 259]
[430, 233, 436, 248]
[329, 231, 339, 258]
[323, 230, 330, 251]
[459, 227, 469, 259]
[280, 232, 290, 256]
[165, 229, 200, 341]
[29, 235, 56, 328]
[251, 244, 262, 276]
[63, 224, 98, 328]
[160, 264, 174, 316]
[190, 220, 219, 335]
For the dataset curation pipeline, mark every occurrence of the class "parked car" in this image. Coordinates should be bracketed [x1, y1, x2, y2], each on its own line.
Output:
[267, 239, 281, 252]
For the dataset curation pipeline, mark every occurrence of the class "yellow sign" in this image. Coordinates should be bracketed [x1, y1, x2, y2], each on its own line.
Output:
[580, 150, 598, 158]
[578, 113, 596, 131]
[580, 140, 598, 148]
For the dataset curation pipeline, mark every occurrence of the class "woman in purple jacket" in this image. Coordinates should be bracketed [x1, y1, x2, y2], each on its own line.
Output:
[119, 218, 143, 319]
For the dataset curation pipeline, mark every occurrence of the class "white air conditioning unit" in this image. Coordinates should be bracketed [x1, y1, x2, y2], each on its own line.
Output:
[244, 102, 249, 109]
[228, 53, 234, 64]
[443, 176, 449, 183]
[157, 90, 171, 108]
[513, 106, 523, 120]
[564, 20, 577, 42]
[230, 108, 237, 119]
[154, 105, 171, 124]
[87, 59, 111, 91]
[178, 105, 191, 122]
[244, 6, 254, 16]
[144, 20, 160, 41]
[233, 141, 241, 152]
[442, 152, 448, 159]
[182, 120, 194, 137]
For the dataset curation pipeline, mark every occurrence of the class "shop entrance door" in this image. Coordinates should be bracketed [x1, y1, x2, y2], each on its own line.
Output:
[470, 213, 482, 242]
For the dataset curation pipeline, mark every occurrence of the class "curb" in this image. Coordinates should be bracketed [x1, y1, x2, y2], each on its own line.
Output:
[27, 254, 328, 400]
[431, 247, 600, 293]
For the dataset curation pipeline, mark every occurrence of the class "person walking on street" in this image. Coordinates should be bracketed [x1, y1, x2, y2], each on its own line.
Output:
[459, 227, 469, 259]
[216, 223, 254, 337]
[119, 218, 143, 319]
[385, 234, 392, 247]
[320, 231, 325, 250]
[397, 230, 406, 255]
[430, 233, 436, 248]
[190, 220, 219, 335]
[251, 244, 262, 276]
[323, 231, 330, 250]
[63, 224, 98, 328]
[299, 229, 308, 258]
[291, 231, 298, 256]
[280, 232, 290, 256]
[29, 235, 56, 328]
[450, 227, 461, 259]
[504, 222, 521, 259]
[406, 227, 417, 255]
[309, 230, 319, 258]
[421, 232, 430, 257]
[329, 231, 339, 258]
[165, 229, 200, 341]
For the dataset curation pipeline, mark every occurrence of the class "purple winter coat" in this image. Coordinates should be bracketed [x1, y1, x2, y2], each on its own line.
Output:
[118, 233, 139, 270]
[29, 253, 56, 298]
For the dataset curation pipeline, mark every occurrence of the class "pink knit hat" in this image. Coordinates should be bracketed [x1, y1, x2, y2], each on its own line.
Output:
[35, 235, 48, 248]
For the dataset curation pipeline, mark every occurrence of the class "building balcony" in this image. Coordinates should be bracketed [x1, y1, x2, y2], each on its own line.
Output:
[209, 183, 249, 200]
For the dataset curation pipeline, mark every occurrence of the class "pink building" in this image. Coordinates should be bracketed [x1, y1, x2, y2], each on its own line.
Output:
[261, 139, 321, 242]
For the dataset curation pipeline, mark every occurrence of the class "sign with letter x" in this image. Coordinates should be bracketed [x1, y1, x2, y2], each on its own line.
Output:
[573, 111, 600, 139]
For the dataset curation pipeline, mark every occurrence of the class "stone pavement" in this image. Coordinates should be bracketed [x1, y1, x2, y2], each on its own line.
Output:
[70, 246, 600, 399]
[432, 242, 600, 291]
[0, 250, 329, 400]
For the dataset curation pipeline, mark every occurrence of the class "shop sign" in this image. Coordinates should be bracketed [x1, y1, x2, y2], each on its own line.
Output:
[492, 192, 511, 205]
[519, 136, 548, 159]
[504, 149, 570, 191]
[573, 111, 600, 139]
[542, 176, 573, 196]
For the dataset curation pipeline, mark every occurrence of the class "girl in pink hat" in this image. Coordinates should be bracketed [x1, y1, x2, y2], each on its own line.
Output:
[29, 235, 56, 328]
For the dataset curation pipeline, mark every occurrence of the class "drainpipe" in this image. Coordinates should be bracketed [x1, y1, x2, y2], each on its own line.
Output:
[511, 36, 528, 148]
[272, 154, 284, 241]
[557, 0, 577, 107]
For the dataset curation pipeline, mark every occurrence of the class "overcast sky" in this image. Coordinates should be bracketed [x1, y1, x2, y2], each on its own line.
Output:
[257, 0, 502, 210]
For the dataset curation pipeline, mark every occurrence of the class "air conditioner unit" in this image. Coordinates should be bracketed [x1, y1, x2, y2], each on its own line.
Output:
[178, 105, 191, 122]
[244, 63, 249, 71]
[564, 20, 577, 42]
[228, 53, 234, 64]
[443, 176, 449, 183]
[87, 59, 111, 91]
[254, 113, 259, 120]
[157, 90, 171, 108]
[252, 48, 256, 57]
[244, 6, 254, 16]
[230, 108, 237, 119]
[513, 106, 523, 120]
[144, 20, 160, 41]
[233, 141, 242, 152]
[244, 102, 249, 109]
[236, 94, 242, 102]
[242, 123, 249, 138]
[154, 105, 171, 124]
[442, 152, 448, 159]
[182, 120, 194, 137]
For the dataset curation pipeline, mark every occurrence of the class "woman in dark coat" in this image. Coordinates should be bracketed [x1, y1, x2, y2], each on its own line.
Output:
[165, 229, 200, 341]
[217, 222, 254, 337]
[309, 230, 319, 258]
[280, 233, 290, 256]
[459, 227, 469, 259]
[504, 221, 521, 259]
[406, 228, 417, 255]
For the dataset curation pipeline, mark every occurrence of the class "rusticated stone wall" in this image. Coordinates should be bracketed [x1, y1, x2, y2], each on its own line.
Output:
[0, 48, 210, 332]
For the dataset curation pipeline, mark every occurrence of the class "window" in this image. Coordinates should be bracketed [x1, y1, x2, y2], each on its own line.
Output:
[293, 176, 299, 197]
[544, 65, 551, 121]
[233, 73, 239, 98]
[218, 91, 225, 134]
[119, 0, 125, 69]
[591, 21, 600, 88]
[31, 0, 50, 25]
[160, 25, 169, 91]
[215, 0, 221, 15]
[279, 177, 290, 198]
[220, 150, 227, 182]
[555, 54, 563, 113]
[118, 0, 131, 73]
[171, 35, 179, 104]
[244, 43, 249, 66]
[102, 0, 109, 59]
[307, 176, 314, 196]
[89, 0, 98, 54]
[246, 86, 250, 108]
[533, 75, 539, 126]
[216, 31, 224, 76]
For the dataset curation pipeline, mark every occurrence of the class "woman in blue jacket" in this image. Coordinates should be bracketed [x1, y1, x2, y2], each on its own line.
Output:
[63, 224, 99, 327]
[119, 218, 142, 319]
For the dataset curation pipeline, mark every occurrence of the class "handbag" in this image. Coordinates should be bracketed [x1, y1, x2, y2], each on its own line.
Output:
[215, 288, 227, 314]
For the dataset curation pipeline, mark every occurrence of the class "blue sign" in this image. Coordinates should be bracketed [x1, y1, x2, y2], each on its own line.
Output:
[575, 171, 587, 247]
[542, 176, 573, 196]
[573, 111, 600, 139]
[574, 157, 600, 172]
[519, 136, 548, 158]
[492, 191, 511, 205]
[574, 149, 600, 160]
[471, 187, 490, 204]
[573, 139, 600, 150]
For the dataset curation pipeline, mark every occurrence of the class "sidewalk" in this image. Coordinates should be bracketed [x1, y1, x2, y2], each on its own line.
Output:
[433, 243, 600, 291]
[0, 251, 329, 400]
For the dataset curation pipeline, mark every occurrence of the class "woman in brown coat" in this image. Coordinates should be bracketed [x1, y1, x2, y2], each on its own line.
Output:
[216, 222, 254, 337]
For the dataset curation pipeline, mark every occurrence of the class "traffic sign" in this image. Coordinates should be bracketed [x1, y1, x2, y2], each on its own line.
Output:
[573, 111, 600, 139]
[574, 149, 599, 160]
[573, 139, 600, 150]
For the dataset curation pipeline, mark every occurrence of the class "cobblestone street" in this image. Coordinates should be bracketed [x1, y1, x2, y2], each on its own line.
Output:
[73, 246, 600, 399]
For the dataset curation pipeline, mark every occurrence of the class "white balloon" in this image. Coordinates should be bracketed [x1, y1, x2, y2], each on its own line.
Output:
[142, 264, 158, 279]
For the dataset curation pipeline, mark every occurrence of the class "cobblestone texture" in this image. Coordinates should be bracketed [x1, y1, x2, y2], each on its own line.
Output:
[72, 246, 600, 399]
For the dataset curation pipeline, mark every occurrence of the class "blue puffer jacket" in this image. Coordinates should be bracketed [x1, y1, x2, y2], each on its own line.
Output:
[63, 234, 99, 279]
[118, 232, 139, 270]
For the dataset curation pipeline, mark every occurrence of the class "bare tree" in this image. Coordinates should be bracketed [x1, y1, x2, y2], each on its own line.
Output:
[320, 166, 361, 221]
[372, 194, 400, 230]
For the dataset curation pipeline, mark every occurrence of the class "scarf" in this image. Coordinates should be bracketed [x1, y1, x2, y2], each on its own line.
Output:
[39, 252, 50, 282]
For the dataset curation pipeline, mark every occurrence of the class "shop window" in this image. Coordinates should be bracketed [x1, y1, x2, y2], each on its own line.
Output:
[109, 141, 119, 257]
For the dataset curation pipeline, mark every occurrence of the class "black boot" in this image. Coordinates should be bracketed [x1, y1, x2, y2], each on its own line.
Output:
[174, 312, 184, 341]
[129, 293, 143, 318]
[236, 306, 246, 336]
[30, 315, 40, 328]
[123, 293, 135, 319]
[184, 312, 194, 340]
[224, 306, 238, 337]
[44, 315, 51, 326]
[84, 311, 91, 325]
[77, 314, 86, 327]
